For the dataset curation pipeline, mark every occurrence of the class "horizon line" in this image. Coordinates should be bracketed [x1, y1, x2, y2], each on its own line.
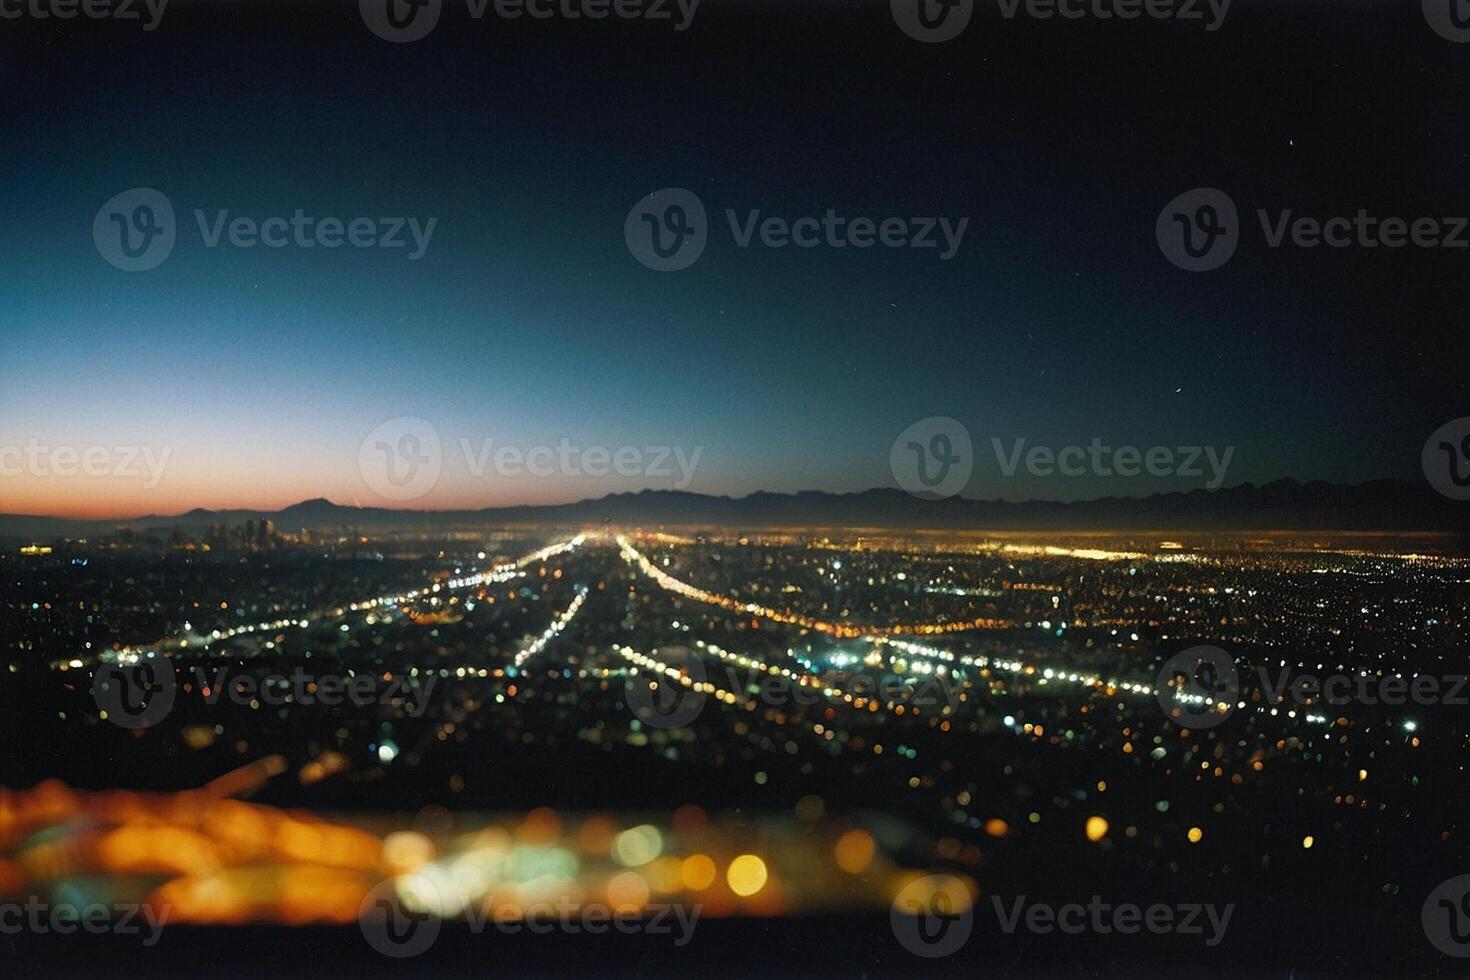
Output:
[0, 476, 1427, 524]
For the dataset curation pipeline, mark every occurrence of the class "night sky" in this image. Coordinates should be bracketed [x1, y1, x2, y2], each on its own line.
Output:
[2, 0, 1465, 517]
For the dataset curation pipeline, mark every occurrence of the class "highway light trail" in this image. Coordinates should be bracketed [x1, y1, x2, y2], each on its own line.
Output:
[611, 643, 750, 709]
[616, 536, 1162, 701]
[617, 536, 1013, 637]
[513, 587, 589, 669]
[59, 536, 587, 671]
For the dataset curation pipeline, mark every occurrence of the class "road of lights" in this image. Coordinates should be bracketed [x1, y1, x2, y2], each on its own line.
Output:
[865, 637, 1156, 702]
[614, 536, 1165, 709]
[617, 537, 1012, 637]
[680, 631, 1304, 781]
[57, 536, 586, 671]
[692, 639, 959, 718]
[513, 587, 588, 669]
[613, 538, 1276, 734]
[611, 644, 749, 708]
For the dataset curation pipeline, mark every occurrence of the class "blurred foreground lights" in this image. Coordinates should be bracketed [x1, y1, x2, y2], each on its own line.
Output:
[1084, 816, 1109, 843]
[606, 870, 651, 912]
[611, 824, 663, 867]
[890, 872, 977, 918]
[726, 854, 768, 897]
[1187, 827, 1204, 844]
[647, 856, 684, 895]
[407, 864, 471, 918]
[382, 831, 436, 873]
[396, 872, 448, 917]
[680, 854, 718, 891]
[834, 829, 876, 874]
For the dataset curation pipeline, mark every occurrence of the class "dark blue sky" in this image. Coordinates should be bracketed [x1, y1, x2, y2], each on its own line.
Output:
[2, 0, 1465, 515]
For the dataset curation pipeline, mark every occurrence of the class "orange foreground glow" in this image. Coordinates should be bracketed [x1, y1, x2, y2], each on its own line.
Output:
[0, 766, 949, 927]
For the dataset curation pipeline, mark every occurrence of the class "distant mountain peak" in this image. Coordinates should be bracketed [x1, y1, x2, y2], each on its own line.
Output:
[278, 498, 351, 513]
